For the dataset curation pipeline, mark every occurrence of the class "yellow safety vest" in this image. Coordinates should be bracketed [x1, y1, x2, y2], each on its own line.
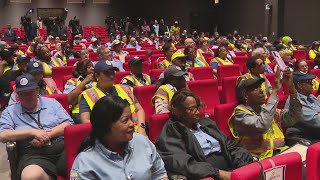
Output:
[42, 62, 52, 77]
[194, 50, 209, 67]
[50, 57, 65, 67]
[309, 49, 318, 60]
[69, 78, 96, 114]
[210, 57, 233, 66]
[152, 85, 175, 105]
[313, 78, 320, 91]
[157, 59, 172, 69]
[56, 51, 67, 64]
[80, 85, 139, 130]
[265, 57, 271, 64]
[3, 66, 12, 74]
[43, 78, 59, 94]
[122, 74, 152, 87]
[228, 105, 287, 160]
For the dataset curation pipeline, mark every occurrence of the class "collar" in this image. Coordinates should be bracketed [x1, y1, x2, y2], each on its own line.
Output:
[21, 97, 48, 114]
[96, 139, 133, 159]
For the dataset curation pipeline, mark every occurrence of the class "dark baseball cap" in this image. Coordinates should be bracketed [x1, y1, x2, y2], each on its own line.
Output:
[293, 71, 316, 85]
[128, 57, 144, 66]
[27, 61, 44, 73]
[164, 65, 187, 78]
[0, 48, 14, 59]
[15, 73, 39, 93]
[16, 55, 31, 64]
[276, 44, 286, 52]
[236, 78, 265, 92]
[94, 60, 118, 73]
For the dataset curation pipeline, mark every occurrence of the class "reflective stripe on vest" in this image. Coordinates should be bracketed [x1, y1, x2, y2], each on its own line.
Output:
[228, 105, 286, 160]
[43, 78, 58, 94]
[195, 50, 209, 67]
[210, 57, 233, 66]
[158, 59, 172, 68]
[313, 78, 320, 91]
[3, 66, 12, 74]
[42, 62, 52, 77]
[152, 85, 175, 105]
[122, 74, 152, 86]
[50, 57, 64, 67]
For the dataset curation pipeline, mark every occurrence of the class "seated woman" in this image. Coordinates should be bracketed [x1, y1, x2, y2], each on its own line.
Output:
[152, 65, 187, 114]
[197, 39, 215, 57]
[64, 59, 95, 123]
[71, 96, 168, 180]
[274, 49, 294, 72]
[155, 90, 253, 180]
[233, 40, 246, 53]
[229, 68, 302, 160]
[294, 59, 320, 91]
[185, 45, 209, 68]
[157, 43, 175, 69]
[38, 46, 65, 77]
[210, 46, 233, 76]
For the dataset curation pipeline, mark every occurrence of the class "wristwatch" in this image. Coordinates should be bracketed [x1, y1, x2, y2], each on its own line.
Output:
[139, 123, 146, 129]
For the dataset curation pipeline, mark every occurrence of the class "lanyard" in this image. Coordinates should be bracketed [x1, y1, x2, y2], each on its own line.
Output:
[25, 110, 43, 129]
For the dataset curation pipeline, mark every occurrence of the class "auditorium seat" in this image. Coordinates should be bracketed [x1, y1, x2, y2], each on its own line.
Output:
[188, 66, 215, 80]
[293, 50, 307, 60]
[43, 94, 70, 114]
[151, 54, 165, 63]
[221, 76, 238, 103]
[115, 71, 131, 84]
[150, 68, 164, 81]
[152, 50, 163, 55]
[310, 69, 320, 78]
[122, 48, 137, 52]
[277, 94, 288, 109]
[134, 85, 157, 121]
[306, 142, 320, 180]
[123, 61, 150, 74]
[306, 60, 315, 69]
[188, 79, 220, 115]
[232, 56, 249, 73]
[232, 152, 302, 180]
[125, 55, 148, 62]
[217, 64, 240, 85]
[66, 58, 80, 66]
[176, 46, 186, 49]
[234, 52, 246, 56]
[153, 57, 166, 69]
[64, 123, 92, 179]
[149, 113, 169, 143]
[128, 50, 148, 56]
[212, 103, 237, 139]
[202, 52, 213, 59]
[52, 66, 76, 92]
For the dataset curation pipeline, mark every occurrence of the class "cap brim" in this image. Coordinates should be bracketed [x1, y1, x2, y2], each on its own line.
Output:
[172, 71, 188, 77]
[16, 85, 38, 93]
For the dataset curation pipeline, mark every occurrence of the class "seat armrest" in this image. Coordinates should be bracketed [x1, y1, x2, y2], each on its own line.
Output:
[6, 142, 18, 180]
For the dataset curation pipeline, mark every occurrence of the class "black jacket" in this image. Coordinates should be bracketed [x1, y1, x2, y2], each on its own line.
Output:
[155, 117, 253, 179]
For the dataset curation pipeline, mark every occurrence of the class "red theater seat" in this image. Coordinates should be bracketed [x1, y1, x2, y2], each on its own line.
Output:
[115, 71, 131, 84]
[293, 50, 307, 60]
[149, 113, 169, 143]
[66, 58, 80, 66]
[129, 50, 148, 56]
[213, 103, 237, 139]
[188, 67, 215, 80]
[64, 123, 92, 179]
[150, 68, 164, 81]
[232, 56, 249, 73]
[125, 55, 148, 62]
[217, 64, 240, 85]
[43, 94, 70, 114]
[134, 85, 157, 121]
[232, 152, 302, 180]
[221, 76, 239, 103]
[234, 52, 246, 56]
[306, 142, 320, 180]
[123, 61, 150, 74]
[52, 66, 76, 92]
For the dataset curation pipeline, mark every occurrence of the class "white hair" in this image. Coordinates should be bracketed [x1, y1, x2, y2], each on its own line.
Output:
[252, 48, 265, 57]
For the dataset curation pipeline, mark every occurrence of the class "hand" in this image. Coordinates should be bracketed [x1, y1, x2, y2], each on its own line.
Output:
[30, 138, 46, 148]
[32, 129, 50, 145]
[282, 67, 296, 94]
[83, 74, 94, 85]
[273, 66, 282, 93]
[219, 170, 231, 180]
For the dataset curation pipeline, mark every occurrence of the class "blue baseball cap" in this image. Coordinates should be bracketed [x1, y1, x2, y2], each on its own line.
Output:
[293, 71, 316, 85]
[16, 55, 31, 64]
[27, 61, 44, 73]
[15, 73, 39, 93]
[94, 60, 118, 73]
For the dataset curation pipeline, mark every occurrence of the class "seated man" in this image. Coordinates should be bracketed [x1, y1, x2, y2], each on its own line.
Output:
[155, 90, 253, 180]
[126, 37, 142, 50]
[252, 48, 273, 73]
[121, 57, 155, 87]
[111, 40, 129, 63]
[157, 43, 175, 69]
[284, 72, 320, 141]
[54, 41, 80, 63]
[229, 68, 302, 160]
[9, 61, 61, 105]
[97, 45, 125, 72]
[87, 37, 100, 53]
[0, 73, 73, 179]
[237, 56, 272, 96]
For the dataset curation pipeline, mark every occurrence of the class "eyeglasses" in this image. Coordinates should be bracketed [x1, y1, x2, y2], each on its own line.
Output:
[184, 106, 200, 114]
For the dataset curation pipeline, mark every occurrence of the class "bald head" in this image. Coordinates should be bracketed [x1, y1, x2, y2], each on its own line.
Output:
[252, 48, 265, 57]
[184, 38, 195, 46]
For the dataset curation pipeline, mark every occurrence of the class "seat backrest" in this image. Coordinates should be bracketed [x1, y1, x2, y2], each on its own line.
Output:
[277, 95, 288, 109]
[64, 123, 92, 178]
[152, 50, 164, 55]
[150, 69, 164, 81]
[232, 56, 249, 73]
[307, 142, 320, 180]
[213, 103, 237, 139]
[151, 54, 164, 63]
[129, 50, 148, 56]
[188, 79, 220, 111]
[221, 76, 239, 103]
[232, 152, 302, 180]
[66, 58, 80, 66]
[134, 85, 157, 121]
[234, 52, 246, 56]
[123, 61, 150, 74]
[217, 64, 240, 85]
[188, 66, 215, 80]
[122, 48, 137, 52]
[52, 66, 75, 92]
[293, 50, 306, 60]
[43, 94, 70, 114]
[115, 71, 131, 84]
[264, 73, 284, 95]
[306, 60, 315, 70]
[149, 113, 169, 143]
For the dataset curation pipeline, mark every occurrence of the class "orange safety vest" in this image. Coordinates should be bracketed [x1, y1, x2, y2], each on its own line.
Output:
[228, 105, 287, 160]
[152, 84, 175, 106]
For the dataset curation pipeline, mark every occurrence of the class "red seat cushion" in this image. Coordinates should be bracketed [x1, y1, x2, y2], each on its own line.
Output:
[149, 113, 169, 143]
[221, 76, 239, 103]
[217, 64, 240, 85]
[150, 69, 164, 81]
[307, 142, 320, 180]
[232, 56, 249, 73]
[188, 67, 215, 80]
[115, 71, 131, 84]
[134, 85, 157, 121]
[213, 103, 237, 139]
[52, 66, 76, 92]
